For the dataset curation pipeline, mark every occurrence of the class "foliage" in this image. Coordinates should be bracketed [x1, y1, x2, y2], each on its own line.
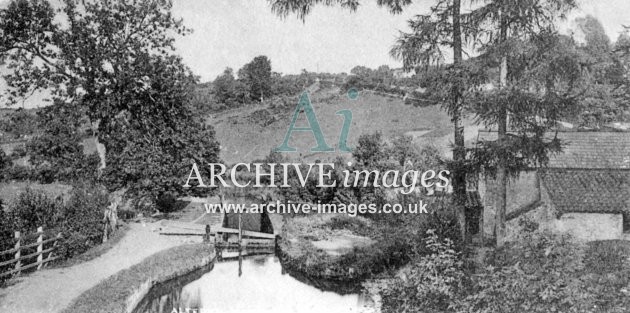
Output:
[212, 67, 240, 106]
[380, 230, 465, 313]
[155, 192, 187, 214]
[238, 55, 273, 102]
[457, 231, 593, 313]
[6, 186, 64, 231]
[584, 240, 630, 274]
[352, 132, 388, 167]
[55, 185, 109, 259]
[26, 101, 100, 183]
[3, 185, 109, 261]
[0, 108, 37, 138]
[1, 0, 221, 198]
[0, 148, 10, 179]
[373, 229, 630, 312]
[100, 81, 221, 199]
[341, 65, 408, 96]
[9, 144, 26, 159]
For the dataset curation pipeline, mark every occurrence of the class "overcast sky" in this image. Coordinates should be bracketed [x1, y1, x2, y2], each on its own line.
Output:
[1, 0, 630, 107]
[172, 0, 630, 81]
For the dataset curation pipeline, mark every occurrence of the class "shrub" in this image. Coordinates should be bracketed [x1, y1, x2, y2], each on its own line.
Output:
[10, 145, 27, 159]
[4, 165, 34, 181]
[117, 209, 136, 220]
[56, 185, 108, 259]
[158, 196, 188, 214]
[8, 187, 63, 232]
[4, 185, 109, 261]
[584, 240, 630, 274]
[458, 231, 595, 313]
[156, 192, 177, 213]
[326, 215, 367, 230]
[380, 230, 465, 313]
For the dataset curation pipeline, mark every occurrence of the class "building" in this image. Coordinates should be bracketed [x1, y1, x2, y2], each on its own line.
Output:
[474, 131, 630, 242]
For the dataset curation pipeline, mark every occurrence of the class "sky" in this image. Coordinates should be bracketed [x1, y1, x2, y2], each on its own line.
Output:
[173, 0, 630, 81]
[1, 0, 630, 107]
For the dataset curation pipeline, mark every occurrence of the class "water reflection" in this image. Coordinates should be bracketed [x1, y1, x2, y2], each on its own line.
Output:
[134, 250, 374, 313]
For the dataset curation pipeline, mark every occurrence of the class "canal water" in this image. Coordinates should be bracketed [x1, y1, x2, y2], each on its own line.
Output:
[133, 250, 375, 313]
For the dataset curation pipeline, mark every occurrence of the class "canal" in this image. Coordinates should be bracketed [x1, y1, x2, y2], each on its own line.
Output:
[133, 249, 375, 313]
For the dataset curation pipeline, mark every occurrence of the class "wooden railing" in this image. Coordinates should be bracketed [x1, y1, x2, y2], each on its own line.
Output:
[0, 227, 62, 278]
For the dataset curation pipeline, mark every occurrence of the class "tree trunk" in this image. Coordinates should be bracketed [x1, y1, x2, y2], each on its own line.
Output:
[495, 12, 509, 247]
[452, 0, 467, 243]
[92, 122, 107, 176]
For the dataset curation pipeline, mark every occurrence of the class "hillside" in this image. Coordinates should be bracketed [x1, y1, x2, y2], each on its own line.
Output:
[207, 87, 480, 163]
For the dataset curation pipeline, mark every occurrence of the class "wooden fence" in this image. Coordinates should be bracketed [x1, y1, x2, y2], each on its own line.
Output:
[0, 227, 62, 278]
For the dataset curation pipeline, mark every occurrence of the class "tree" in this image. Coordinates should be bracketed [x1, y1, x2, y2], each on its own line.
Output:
[390, 0, 475, 242]
[270, 0, 472, 242]
[26, 101, 100, 183]
[576, 15, 610, 57]
[238, 55, 273, 102]
[614, 29, 630, 121]
[213, 67, 238, 105]
[0, 0, 221, 197]
[0, 108, 37, 138]
[466, 0, 578, 246]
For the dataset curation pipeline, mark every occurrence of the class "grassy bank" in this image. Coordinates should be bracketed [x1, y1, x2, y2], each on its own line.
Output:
[278, 214, 410, 283]
[61, 243, 215, 313]
[54, 223, 130, 268]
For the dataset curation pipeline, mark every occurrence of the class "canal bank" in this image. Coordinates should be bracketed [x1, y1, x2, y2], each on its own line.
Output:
[61, 243, 215, 313]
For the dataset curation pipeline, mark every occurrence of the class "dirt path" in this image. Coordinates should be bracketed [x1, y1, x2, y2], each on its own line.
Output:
[0, 222, 199, 313]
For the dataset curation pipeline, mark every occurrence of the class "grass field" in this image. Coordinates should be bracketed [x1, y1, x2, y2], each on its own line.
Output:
[208, 88, 457, 163]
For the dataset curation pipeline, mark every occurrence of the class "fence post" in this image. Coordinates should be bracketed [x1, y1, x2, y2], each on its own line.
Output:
[44, 232, 62, 268]
[36, 227, 44, 270]
[14, 231, 21, 275]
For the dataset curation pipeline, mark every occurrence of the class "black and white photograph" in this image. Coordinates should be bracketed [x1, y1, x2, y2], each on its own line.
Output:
[0, 0, 629, 312]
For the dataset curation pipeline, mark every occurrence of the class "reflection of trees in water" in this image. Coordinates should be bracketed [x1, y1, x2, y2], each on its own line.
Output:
[134, 251, 274, 313]
[132, 264, 211, 313]
[134, 250, 367, 313]
[137, 284, 203, 313]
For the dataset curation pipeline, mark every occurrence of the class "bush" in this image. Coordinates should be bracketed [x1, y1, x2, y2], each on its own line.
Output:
[156, 192, 177, 213]
[458, 231, 595, 313]
[380, 230, 465, 313]
[155, 192, 187, 214]
[8, 187, 63, 232]
[327, 215, 367, 230]
[584, 240, 630, 274]
[117, 209, 136, 220]
[4, 185, 109, 261]
[56, 185, 109, 259]
[10, 145, 27, 159]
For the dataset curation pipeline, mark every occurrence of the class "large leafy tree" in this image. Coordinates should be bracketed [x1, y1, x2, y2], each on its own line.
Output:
[27, 101, 100, 183]
[238, 55, 273, 102]
[269, 0, 472, 242]
[0, 0, 220, 197]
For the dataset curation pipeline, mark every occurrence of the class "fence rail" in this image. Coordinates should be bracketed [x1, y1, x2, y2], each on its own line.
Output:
[0, 227, 62, 278]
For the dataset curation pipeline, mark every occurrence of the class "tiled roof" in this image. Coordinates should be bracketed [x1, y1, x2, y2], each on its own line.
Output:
[540, 169, 630, 214]
[471, 131, 630, 169]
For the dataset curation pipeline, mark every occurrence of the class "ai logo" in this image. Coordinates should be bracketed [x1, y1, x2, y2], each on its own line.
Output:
[276, 90, 356, 153]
